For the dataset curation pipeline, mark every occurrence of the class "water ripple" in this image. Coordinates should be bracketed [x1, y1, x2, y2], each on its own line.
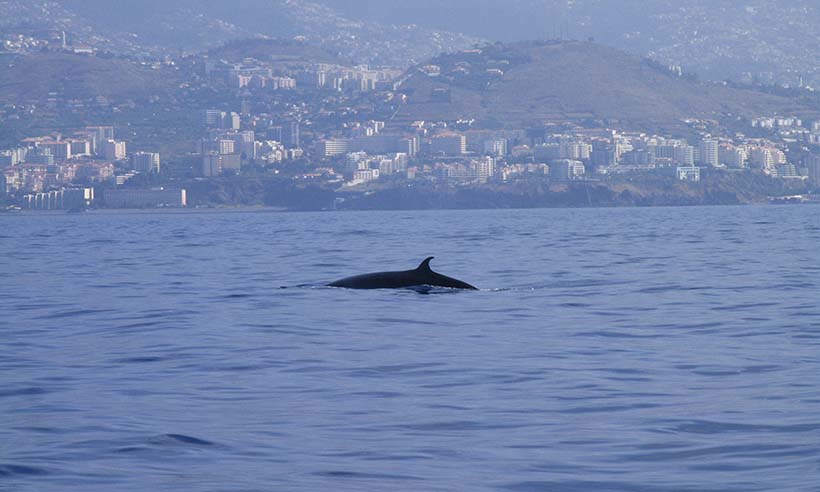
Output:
[2, 207, 820, 492]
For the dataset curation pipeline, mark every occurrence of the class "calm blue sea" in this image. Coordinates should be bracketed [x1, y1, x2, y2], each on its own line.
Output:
[2, 206, 820, 492]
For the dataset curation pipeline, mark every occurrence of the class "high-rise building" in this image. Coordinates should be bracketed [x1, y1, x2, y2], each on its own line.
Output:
[776, 163, 799, 178]
[550, 159, 585, 181]
[103, 140, 127, 161]
[268, 126, 284, 143]
[430, 134, 467, 155]
[202, 153, 222, 177]
[534, 143, 561, 161]
[27, 153, 54, 165]
[233, 131, 256, 159]
[203, 110, 240, 130]
[320, 139, 350, 157]
[220, 154, 241, 174]
[283, 120, 300, 148]
[749, 148, 775, 170]
[559, 141, 592, 160]
[475, 156, 496, 182]
[41, 141, 72, 160]
[68, 139, 92, 157]
[202, 110, 222, 127]
[202, 153, 240, 176]
[484, 138, 508, 157]
[591, 143, 617, 168]
[377, 154, 408, 176]
[349, 135, 404, 154]
[132, 152, 161, 173]
[86, 126, 114, 154]
[222, 112, 241, 130]
[674, 145, 695, 166]
[621, 149, 656, 166]
[400, 137, 419, 157]
[719, 145, 747, 168]
[806, 155, 820, 184]
[218, 140, 236, 155]
[2, 149, 22, 166]
[697, 139, 720, 167]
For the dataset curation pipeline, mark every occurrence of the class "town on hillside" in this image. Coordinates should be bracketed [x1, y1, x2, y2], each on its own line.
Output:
[3, 24, 820, 210]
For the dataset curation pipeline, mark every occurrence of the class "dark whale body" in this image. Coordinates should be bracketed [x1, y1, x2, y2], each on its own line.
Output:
[328, 257, 478, 290]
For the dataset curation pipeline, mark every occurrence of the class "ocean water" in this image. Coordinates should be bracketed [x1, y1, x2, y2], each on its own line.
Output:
[2, 206, 820, 492]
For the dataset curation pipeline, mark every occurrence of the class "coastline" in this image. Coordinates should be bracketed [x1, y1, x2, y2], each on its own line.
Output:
[4, 201, 820, 216]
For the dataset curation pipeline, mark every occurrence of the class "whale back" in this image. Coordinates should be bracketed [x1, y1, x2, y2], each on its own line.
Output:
[328, 257, 477, 290]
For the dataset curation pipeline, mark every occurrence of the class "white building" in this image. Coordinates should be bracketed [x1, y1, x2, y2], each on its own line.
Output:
[560, 141, 592, 160]
[218, 139, 236, 155]
[353, 169, 379, 183]
[483, 138, 508, 157]
[677, 165, 701, 182]
[377, 154, 408, 176]
[475, 156, 496, 182]
[68, 139, 92, 157]
[321, 139, 351, 157]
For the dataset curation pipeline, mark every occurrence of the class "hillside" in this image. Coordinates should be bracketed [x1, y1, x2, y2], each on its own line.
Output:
[206, 38, 345, 66]
[391, 41, 815, 130]
[0, 0, 480, 67]
[0, 52, 179, 104]
[317, 0, 820, 87]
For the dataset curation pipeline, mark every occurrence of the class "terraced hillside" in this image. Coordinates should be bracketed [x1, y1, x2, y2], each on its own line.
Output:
[391, 41, 815, 130]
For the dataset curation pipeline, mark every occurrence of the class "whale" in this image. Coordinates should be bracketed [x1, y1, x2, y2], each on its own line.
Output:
[328, 257, 478, 290]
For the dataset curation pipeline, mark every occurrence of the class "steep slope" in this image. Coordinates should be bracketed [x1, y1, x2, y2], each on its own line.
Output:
[0, 52, 179, 104]
[392, 41, 813, 129]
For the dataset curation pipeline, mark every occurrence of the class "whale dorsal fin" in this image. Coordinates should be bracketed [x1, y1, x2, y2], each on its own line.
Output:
[417, 257, 435, 272]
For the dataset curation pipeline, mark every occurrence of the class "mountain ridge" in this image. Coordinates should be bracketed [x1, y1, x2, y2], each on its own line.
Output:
[0, 0, 481, 67]
[391, 40, 817, 130]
